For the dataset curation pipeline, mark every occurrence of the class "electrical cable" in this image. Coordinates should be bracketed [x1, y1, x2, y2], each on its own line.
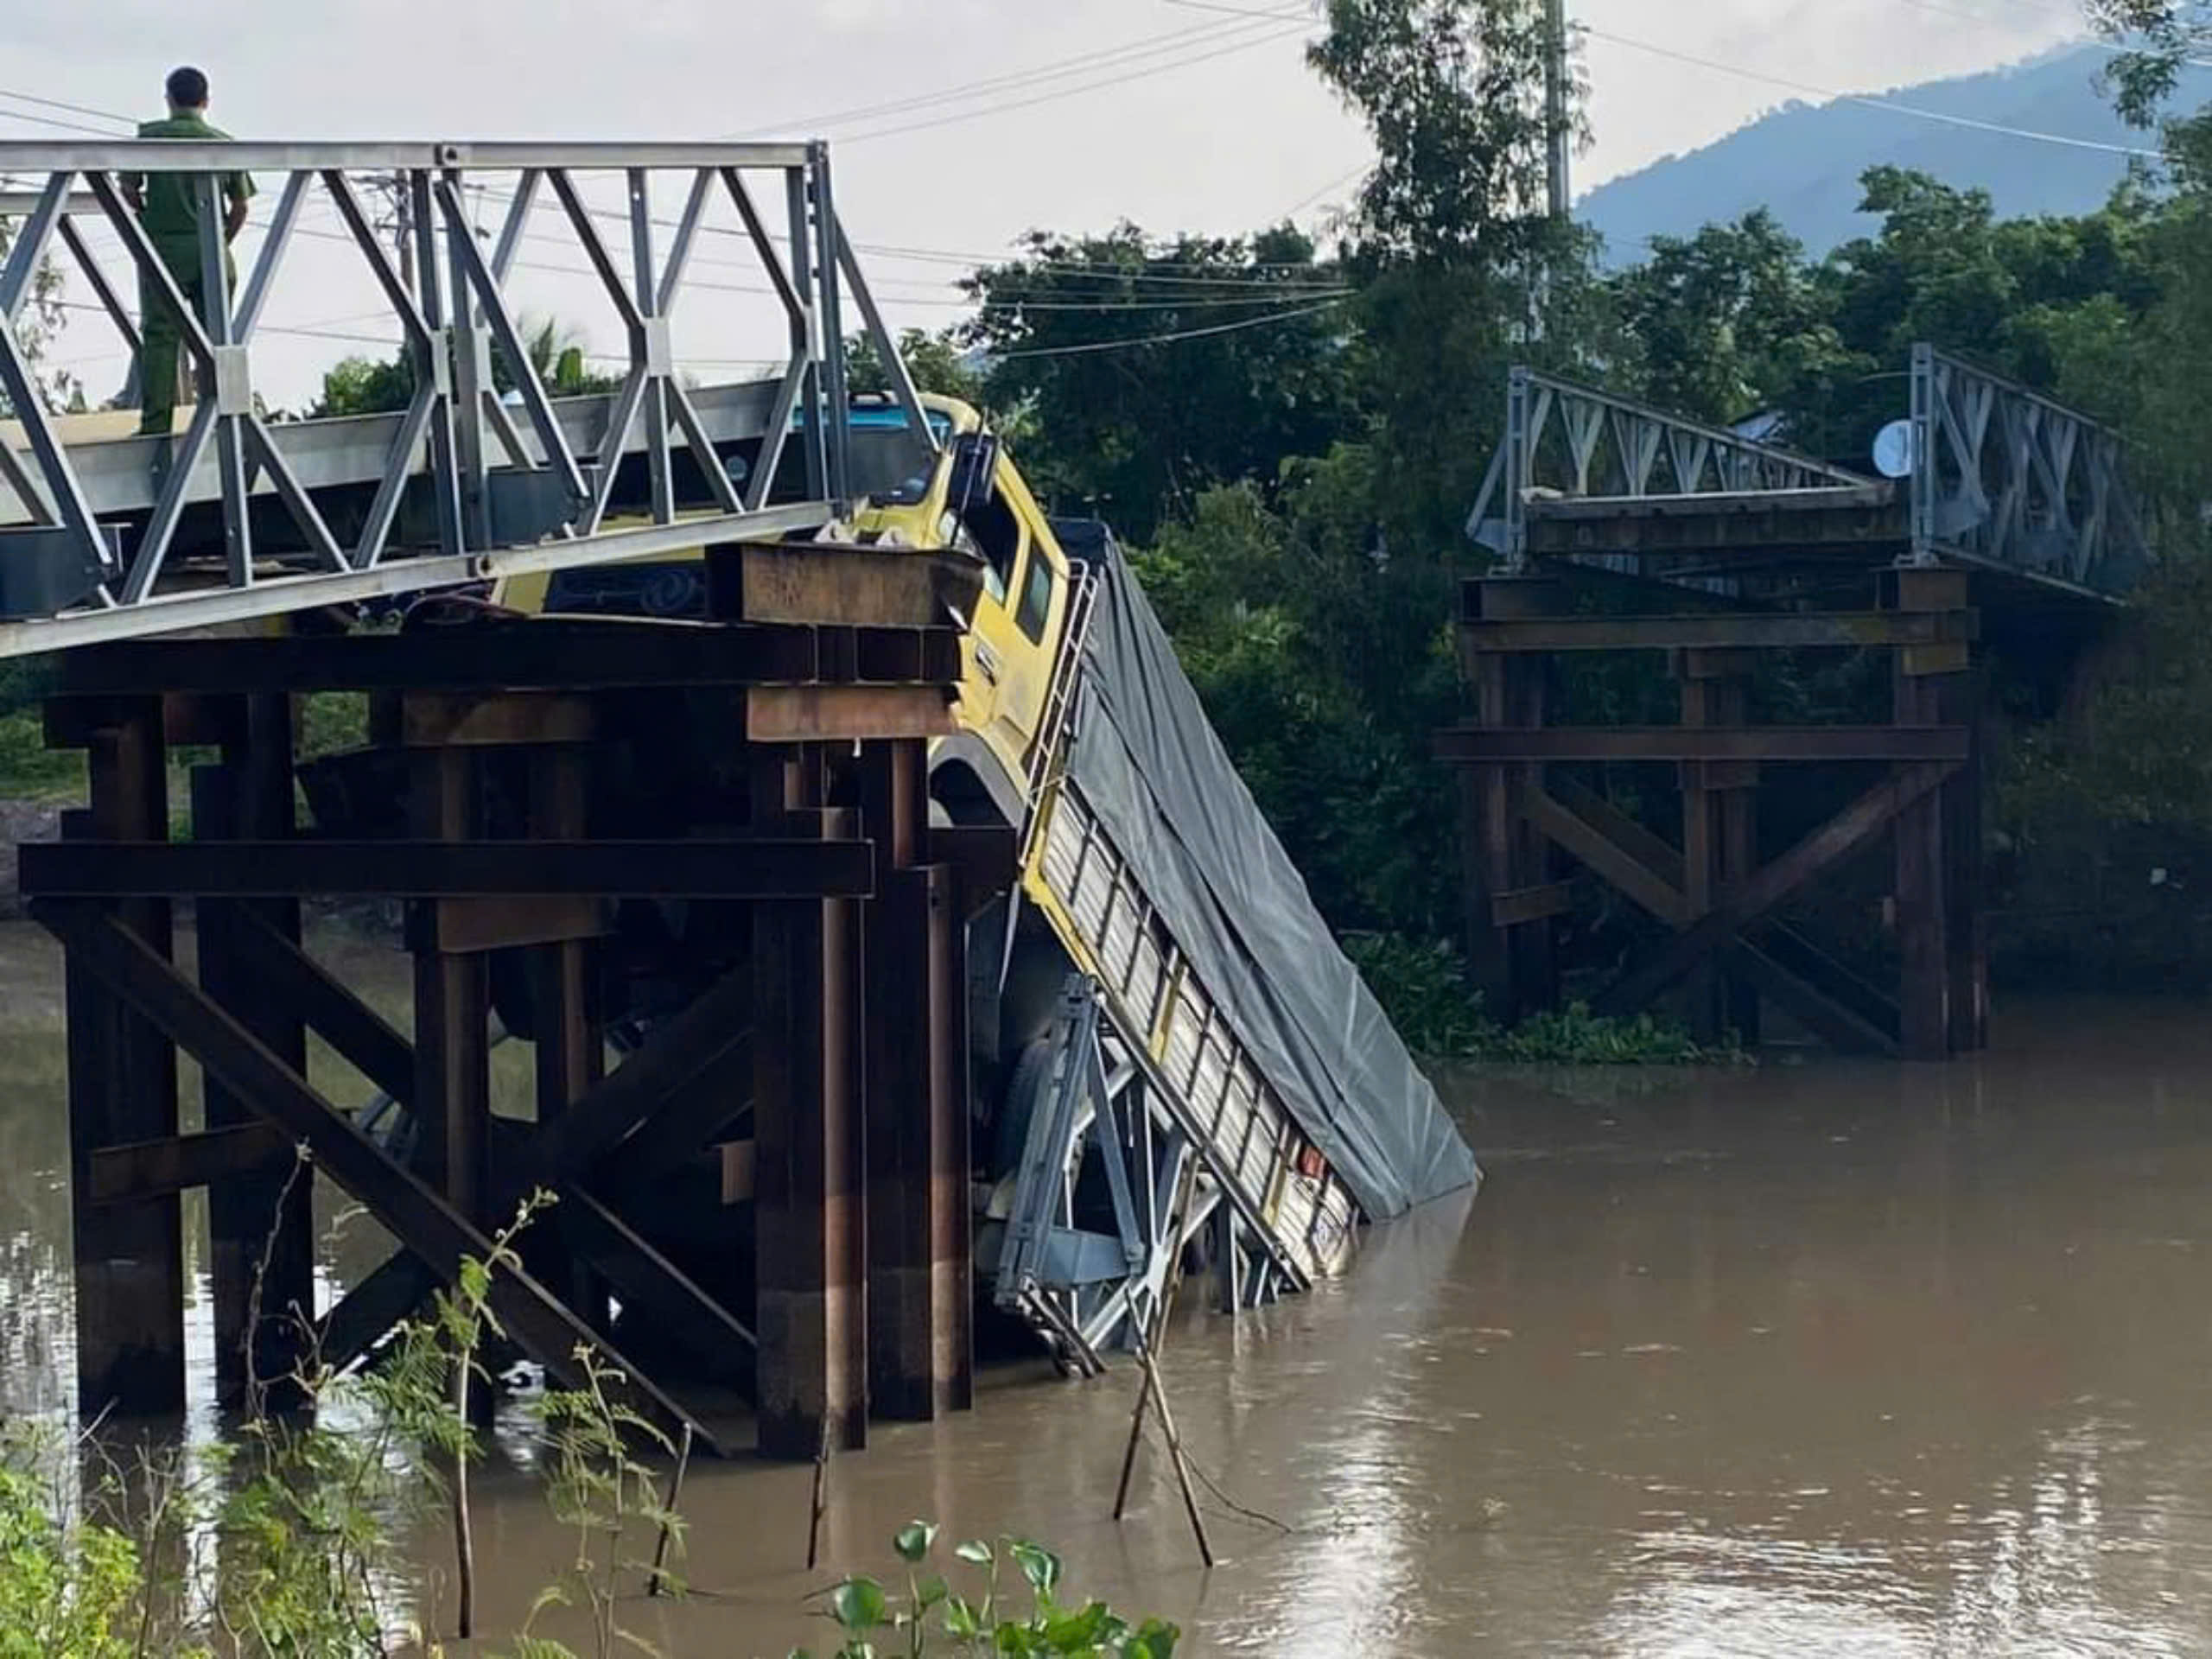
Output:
[1583, 21, 2162, 157]
[989, 296, 1344, 359]
[718, 10, 1281, 139]
[1161, 0, 2165, 158]
[835, 23, 1313, 146]
[0, 103, 130, 139]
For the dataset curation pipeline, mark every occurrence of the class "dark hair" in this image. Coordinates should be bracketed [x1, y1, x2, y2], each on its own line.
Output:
[165, 67, 209, 109]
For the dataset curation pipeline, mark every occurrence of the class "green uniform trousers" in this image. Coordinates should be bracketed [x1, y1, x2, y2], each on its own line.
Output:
[137, 238, 234, 437]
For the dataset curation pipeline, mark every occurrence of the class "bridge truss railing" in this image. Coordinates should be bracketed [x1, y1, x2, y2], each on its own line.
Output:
[1467, 365, 1872, 571]
[1909, 343, 2151, 597]
[0, 139, 934, 653]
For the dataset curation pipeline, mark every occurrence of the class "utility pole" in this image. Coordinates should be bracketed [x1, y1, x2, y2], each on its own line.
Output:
[1544, 0, 1571, 221]
[365, 172, 414, 294]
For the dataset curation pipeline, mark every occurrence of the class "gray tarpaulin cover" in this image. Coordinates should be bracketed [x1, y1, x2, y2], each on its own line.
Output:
[1055, 520, 1479, 1220]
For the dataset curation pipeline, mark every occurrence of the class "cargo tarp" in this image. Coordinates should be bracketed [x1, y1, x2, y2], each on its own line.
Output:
[1055, 520, 1478, 1220]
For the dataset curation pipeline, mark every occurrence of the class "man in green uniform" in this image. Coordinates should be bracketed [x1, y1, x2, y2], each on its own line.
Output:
[119, 67, 254, 437]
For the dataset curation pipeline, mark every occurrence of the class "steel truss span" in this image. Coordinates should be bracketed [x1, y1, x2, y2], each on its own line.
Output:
[0, 140, 935, 653]
[1466, 353, 2152, 602]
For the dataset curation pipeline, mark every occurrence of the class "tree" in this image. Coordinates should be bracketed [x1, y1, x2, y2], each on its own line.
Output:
[312, 350, 415, 418]
[1307, 0, 1579, 271]
[845, 325, 982, 405]
[1610, 210, 1843, 427]
[0, 214, 79, 417]
[960, 223, 1355, 541]
[2086, 0, 2212, 125]
[500, 312, 624, 398]
[309, 312, 623, 418]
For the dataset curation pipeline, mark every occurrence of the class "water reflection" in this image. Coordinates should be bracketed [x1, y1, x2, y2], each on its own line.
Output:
[5, 910, 2212, 1654]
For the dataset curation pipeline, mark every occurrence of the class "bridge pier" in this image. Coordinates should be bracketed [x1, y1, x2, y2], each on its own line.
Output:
[63, 701, 185, 1419]
[1444, 566, 1991, 1058]
[24, 543, 1001, 1458]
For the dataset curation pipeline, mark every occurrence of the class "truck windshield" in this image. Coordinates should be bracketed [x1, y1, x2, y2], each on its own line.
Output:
[844, 406, 953, 505]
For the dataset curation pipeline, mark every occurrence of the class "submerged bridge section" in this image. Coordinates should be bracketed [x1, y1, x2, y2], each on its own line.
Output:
[1447, 353, 2150, 1058]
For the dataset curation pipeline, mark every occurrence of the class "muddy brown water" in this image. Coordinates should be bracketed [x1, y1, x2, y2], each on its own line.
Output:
[3, 916, 2211, 1654]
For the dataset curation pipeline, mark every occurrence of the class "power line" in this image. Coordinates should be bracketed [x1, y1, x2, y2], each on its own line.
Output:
[719, 10, 1279, 139]
[0, 102, 127, 139]
[1162, 0, 2164, 159]
[1584, 22, 2162, 158]
[991, 296, 1344, 359]
[834, 22, 1314, 146]
[1277, 162, 1368, 218]
[0, 87, 133, 126]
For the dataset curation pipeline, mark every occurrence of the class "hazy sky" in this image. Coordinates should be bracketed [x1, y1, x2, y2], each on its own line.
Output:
[3, 0, 2087, 404]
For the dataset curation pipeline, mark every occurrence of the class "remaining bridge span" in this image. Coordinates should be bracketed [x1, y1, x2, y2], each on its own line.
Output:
[1468, 347, 2152, 603]
[1449, 355, 2149, 1058]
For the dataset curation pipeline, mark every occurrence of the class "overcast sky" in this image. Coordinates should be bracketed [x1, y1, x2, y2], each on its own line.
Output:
[4, 0, 2085, 405]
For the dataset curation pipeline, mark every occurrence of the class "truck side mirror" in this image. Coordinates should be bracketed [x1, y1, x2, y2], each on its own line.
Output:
[946, 431, 1000, 517]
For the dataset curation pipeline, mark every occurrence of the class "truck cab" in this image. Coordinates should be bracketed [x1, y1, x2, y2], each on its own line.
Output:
[490, 392, 1077, 836]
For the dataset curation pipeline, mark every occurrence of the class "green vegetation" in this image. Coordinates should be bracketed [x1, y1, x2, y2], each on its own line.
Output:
[0, 710, 84, 801]
[1342, 932, 1738, 1063]
[940, 0, 2212, 1027]
[806, 1523, 1176, 1659]
[0, 1194, 685, 1658]
[311, 311, 624, 418]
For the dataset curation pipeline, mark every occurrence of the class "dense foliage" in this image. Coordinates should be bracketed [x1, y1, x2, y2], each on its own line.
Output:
[934, 0, 2212, 1024]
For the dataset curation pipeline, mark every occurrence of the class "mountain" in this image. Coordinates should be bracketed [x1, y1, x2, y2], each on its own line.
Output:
[1579, 45, 2208, 263]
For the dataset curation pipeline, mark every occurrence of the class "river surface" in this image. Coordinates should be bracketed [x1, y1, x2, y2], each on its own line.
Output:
[3, 918, 2211, 1654]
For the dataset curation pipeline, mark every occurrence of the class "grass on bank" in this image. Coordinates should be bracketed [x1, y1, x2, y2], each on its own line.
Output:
[1343, 931, 1745, 1065]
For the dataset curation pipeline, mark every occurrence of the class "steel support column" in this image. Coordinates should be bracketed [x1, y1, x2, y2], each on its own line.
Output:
[753, 749, 866, 1459]
[194, 692, 314, 1408]
[67, 702, 184, 1418]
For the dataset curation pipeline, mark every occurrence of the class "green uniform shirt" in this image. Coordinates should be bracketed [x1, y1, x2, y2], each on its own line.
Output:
[125, 112, 254, 252]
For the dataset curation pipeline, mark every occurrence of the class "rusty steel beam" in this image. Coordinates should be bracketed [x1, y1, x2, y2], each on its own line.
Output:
[48, 622, 825, 697]
[596, 1033, 753, 1197]
[1595, 761, 1959, 1018]
[1523, 788, 1691, 927]
[21, 838, 877, 899]
[524, 965, 753, 1181]
[561, 1191, 756, 1362]
[926, 823, 1019, 915]
[398, 693, 596, 748]
[745, 683, 957, 743]
[35, 899, 723, 1453]
[708, 540, 985, 629]
[232, 909, 415, 1104]
[1731, 942, 1900, 1058]
[1437, 726, 1970, 764]
[68, 704, 187, 1420]
[753, 779, 868, 1461]
[1458, 608, 1977, 655]
[1491, 881, 1573, 927]
[855, 626, 966, 684]
[315, 1251, 441, 1375]
[86, 1122, 292, 1205]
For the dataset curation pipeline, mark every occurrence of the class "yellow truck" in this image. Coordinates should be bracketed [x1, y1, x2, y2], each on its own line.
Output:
[489, 391, 1463, 1360]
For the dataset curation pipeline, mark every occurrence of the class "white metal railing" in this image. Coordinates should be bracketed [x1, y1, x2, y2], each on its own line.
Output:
[0, 139, 936, 650]
[1468, 365, 1871, 570]
[1909, 343, 2152, 598]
